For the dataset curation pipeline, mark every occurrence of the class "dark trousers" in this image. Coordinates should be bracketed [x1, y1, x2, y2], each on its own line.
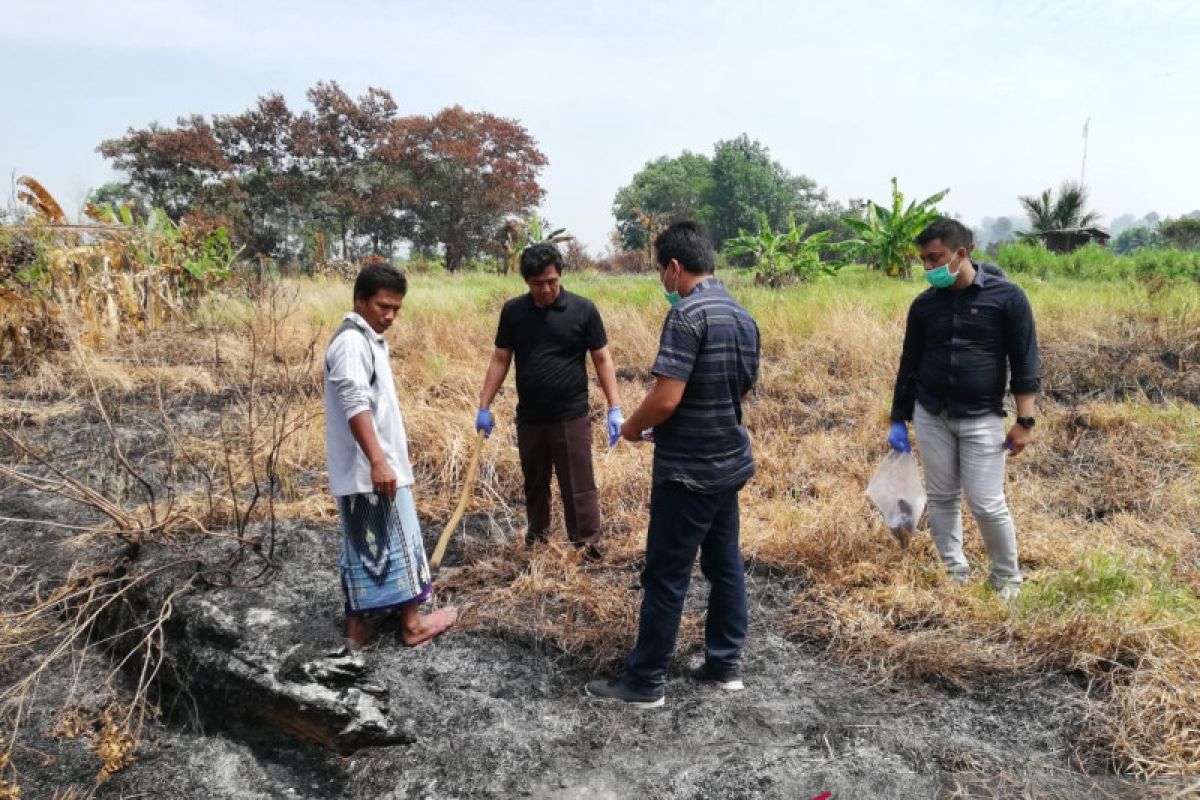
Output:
[622, 480, 747, 695]
[516, 415, 601, 547]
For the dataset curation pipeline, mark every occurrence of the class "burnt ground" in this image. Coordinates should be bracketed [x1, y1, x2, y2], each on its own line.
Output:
[0, 384, 1189, 800]
[0, 492, 1162, 800]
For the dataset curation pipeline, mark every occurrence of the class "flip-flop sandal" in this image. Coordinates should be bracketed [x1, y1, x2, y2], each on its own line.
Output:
[403, 607, 459, 648]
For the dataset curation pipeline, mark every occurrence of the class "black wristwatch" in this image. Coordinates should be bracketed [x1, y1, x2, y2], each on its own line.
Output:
[1016, 416, 1036, 429]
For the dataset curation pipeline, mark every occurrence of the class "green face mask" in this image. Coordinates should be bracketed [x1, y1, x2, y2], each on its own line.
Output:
[924, 254, 961, 289]
[663, 266, 682, 306]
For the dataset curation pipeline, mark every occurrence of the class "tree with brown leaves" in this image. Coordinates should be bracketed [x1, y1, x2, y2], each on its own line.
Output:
[98, 85, 547, 269]
[381, 105, 547, 271]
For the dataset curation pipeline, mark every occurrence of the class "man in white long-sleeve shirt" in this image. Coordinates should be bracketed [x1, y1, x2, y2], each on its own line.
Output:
[324, 263, 458, 647]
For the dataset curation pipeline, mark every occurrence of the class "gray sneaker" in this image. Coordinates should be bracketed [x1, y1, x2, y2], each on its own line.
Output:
[988, 574, 1022, 602]
[996, 582, 1022, 603]
[686, 661, 744, 692]
[584, 679, 664, 709]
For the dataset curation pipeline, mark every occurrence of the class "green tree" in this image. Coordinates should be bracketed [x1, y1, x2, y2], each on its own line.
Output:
[1157, 216, 1200, 250]
[724, 211, 837, 287]
[1113, 226, 1164, 254]
[1018, 180, 1101, 233]
[211, 93, 304, 258]
[841, 178, 948, 277]
[708, 135, 825, 245]
[610, 135, 826, 251]
[612, 152, 713, 250]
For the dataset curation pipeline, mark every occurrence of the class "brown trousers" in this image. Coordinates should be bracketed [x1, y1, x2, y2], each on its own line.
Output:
[516, 415, 601, 547]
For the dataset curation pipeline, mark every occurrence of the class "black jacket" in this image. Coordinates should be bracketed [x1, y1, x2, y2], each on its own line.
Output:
[891, 261, 1040, 422]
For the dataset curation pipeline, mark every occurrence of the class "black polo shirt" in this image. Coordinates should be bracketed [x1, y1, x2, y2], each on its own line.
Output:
[890, 261, 1040, 422]
[495, 289, 608, 423]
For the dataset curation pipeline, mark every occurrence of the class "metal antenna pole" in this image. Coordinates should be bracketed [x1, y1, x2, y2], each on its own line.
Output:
[1080, 117, 1090, 186]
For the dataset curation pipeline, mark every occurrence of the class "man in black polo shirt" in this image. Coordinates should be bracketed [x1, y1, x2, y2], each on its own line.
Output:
[888, 217, 1040, 601]
[475, 243, 623, 555]
[585, 221, 760, 708]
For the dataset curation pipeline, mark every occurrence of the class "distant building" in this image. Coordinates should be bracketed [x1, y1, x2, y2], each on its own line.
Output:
[1036, 227, 1111, 253]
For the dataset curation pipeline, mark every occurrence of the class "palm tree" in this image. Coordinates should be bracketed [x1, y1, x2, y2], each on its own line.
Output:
[1018, 189, 1055, 233]
[1018, 180, 1101, 233]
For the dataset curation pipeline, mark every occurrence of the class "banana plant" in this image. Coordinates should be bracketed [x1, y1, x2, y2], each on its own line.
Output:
[724, 211, 839, 287]
[502, 211, 573, 274]
[89, 202, 239, 288]
[842, 178, 948, 277]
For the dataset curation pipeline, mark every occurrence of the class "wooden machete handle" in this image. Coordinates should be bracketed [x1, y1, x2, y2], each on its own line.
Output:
[430, 428, 485, 570]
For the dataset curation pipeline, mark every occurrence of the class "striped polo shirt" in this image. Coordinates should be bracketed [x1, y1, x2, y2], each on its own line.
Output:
[651, 278, 760, 493]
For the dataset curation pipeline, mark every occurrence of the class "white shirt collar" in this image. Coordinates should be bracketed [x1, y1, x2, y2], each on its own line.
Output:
[343, 311, 385, 343]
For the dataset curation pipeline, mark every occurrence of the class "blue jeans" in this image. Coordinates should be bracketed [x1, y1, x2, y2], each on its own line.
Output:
[622, 481, 748, 696]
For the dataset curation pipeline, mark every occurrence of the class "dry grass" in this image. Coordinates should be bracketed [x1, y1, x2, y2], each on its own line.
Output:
[403, 272, 1198, 778]
[2, 269, 1199, 783]
[0, 283, 322, 789]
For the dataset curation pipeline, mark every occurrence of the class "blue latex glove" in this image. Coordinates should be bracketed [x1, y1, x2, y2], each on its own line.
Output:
[475, 408, 495, 438]
[887, 421, 912, 453]
[606, 407, 625, 447]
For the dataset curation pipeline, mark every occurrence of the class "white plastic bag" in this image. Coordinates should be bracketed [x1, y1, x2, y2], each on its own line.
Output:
[865, 451, 927, 549]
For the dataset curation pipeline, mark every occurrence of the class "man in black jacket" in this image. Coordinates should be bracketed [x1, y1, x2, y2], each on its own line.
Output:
[888, 218, 1040, 600]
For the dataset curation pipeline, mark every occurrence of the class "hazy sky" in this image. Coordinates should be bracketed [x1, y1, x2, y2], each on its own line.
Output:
[3, 0, 1198, 251]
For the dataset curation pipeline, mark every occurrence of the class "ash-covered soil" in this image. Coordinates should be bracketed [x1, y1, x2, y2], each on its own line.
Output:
[0, 496, 1150, 800]
[0, 385, 1176, 799]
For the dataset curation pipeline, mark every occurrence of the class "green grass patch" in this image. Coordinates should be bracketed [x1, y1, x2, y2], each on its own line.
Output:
[998, 241, 1200, 282]
[199, 262, 1200, 353]
[1019, 552, 1199, 621]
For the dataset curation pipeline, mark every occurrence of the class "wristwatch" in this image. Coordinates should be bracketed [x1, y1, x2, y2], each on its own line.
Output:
[1016, 416, 1036, 429]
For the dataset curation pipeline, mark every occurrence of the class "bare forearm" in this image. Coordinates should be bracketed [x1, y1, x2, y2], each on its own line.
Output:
[348, 411, 387, 466]
[591, 348, 622, 408]
[625, 387, 679, 430]
[620, 377, 686, 442]
[625, 404, 671, 432]
[1014, 393, 1036, 417]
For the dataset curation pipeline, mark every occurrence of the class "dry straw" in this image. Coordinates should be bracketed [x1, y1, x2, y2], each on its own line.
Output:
[1, 270, 1198, 782]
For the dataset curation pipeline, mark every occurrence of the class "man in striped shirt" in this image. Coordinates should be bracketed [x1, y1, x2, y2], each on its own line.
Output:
[586, 221, 761, 708]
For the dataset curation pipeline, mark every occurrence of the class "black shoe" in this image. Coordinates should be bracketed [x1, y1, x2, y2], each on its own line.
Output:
[584, 679, 664, 708]
[686, 661, 744, 692]
[580, 544, 603, 563]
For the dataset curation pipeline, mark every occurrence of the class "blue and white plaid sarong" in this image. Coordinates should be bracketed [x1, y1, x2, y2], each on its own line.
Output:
[337, 486, 432, 615]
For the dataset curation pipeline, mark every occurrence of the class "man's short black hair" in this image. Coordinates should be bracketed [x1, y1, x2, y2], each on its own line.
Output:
[520, 242, 564, 280]
[654, 220, 715, 275]
[353, 263, 408, 301]
[915, 217, 974, 252]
